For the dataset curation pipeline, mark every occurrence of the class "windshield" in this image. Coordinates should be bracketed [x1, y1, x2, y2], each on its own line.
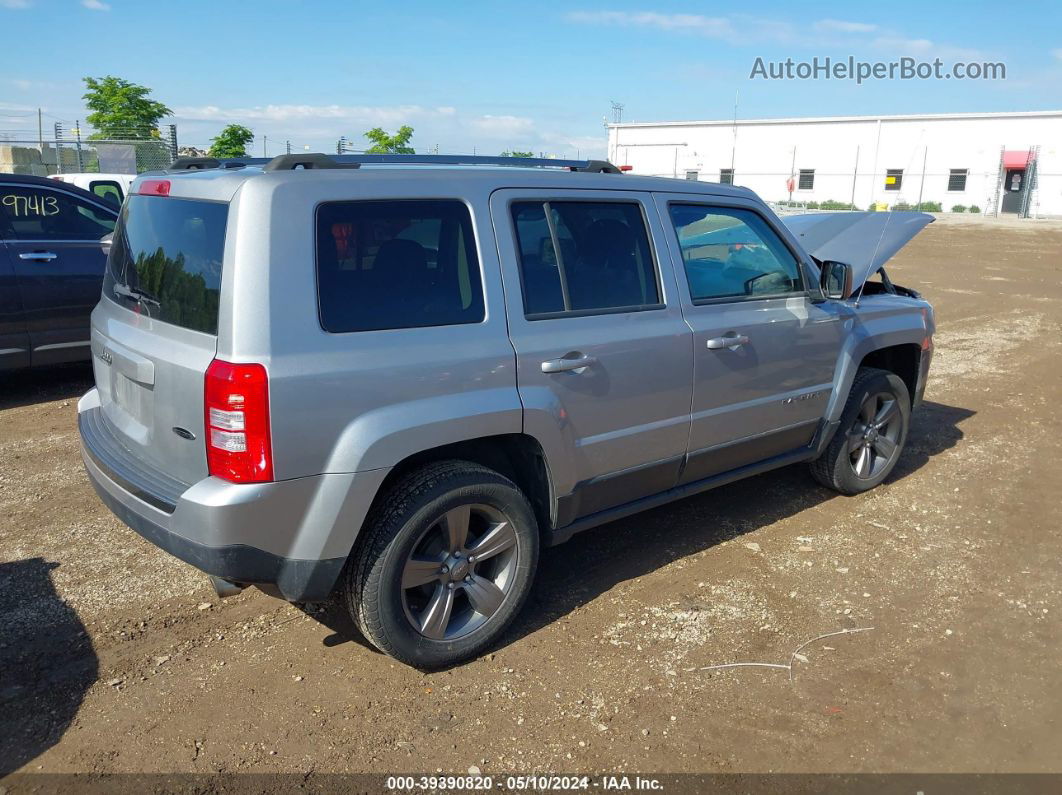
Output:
[104, 195, 228, 335]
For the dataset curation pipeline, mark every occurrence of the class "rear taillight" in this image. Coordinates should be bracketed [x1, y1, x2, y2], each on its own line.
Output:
[204, 360, 273, 483]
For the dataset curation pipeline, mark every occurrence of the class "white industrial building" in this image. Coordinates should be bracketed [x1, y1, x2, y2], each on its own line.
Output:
[607, 110, 1062, 217]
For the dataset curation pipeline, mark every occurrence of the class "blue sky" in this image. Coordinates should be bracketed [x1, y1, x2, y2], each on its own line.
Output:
[1, 0, 1060, 158]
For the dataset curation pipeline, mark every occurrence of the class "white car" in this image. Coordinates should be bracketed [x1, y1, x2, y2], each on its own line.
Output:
[50, 173, 134, 207]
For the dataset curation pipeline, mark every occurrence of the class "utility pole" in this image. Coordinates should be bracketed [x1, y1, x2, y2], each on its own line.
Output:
[850, 145, 860, 209]
[788, 146, 796, 203]
[54, 121, 63, 174]
[74, 120, 84, 172]
[263, 135, 268, 158]
[610, 101, 624, 124]
[37, 108, 43, 151]
[917, 146, 928, 210]
[286, 140, 292, 154]
[730, 90, 739, 171]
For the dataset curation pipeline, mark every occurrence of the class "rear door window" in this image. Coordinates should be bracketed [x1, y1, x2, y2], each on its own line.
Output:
[104, 196, 228, 335]
[510, 201, 660, 317]
[315, 200, 484, 333]
[0, 185, 115, 240]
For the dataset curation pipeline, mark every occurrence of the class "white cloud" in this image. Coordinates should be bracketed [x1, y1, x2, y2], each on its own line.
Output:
[0, 0, 32, 8]
[566, 9, 986, 59]
[174, 103, 458, 126]
[872, 35, 935, 54]
[81, 0, 111, 10]
[469, 114, 534, 136]
[1052, 48, 1062, 61]
[815, 19, 878, 34]
[170, 102, 606, 159]
[871, 35, 988, 61]
[565, 10, 735, 39]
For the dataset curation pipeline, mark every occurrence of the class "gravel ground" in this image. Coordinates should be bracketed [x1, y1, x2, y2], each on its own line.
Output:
[1, 219, 1060, 780]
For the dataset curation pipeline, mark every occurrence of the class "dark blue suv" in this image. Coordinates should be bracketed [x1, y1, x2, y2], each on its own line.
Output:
[1, 173, 118, 370]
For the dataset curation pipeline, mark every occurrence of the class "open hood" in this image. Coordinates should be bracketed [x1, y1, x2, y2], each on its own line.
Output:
[780, 211, 934, 290]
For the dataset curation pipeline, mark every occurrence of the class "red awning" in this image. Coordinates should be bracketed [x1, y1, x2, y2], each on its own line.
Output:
[1003, 150, 1034, 170]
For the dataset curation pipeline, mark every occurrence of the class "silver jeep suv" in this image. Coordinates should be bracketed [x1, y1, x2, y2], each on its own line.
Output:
[78, 153, 934, 667]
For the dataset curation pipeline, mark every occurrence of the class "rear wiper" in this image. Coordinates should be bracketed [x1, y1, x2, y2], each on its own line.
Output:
[113, 282, 160, 307]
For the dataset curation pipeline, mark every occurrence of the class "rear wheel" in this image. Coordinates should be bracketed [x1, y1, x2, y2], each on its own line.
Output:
[810, 367, 910, 495]
[343, 461, 539, 668]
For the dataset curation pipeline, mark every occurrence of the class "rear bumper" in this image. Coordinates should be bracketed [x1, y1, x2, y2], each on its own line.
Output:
[78, 388, 387, 601]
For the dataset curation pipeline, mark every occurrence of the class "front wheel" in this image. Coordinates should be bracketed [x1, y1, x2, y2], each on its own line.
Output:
[810, 367, 911, 495]
[343, 461, 539, 668]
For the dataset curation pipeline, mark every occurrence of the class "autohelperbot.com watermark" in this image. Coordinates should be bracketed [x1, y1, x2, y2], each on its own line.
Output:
[749, 55, 1006, 84]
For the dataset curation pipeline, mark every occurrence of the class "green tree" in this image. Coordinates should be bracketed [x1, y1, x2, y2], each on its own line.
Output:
[82, 76, 171, 140]
[501, 150, 534, 158]
[364, 125, 414, 154]
[208, 124, 254, 158]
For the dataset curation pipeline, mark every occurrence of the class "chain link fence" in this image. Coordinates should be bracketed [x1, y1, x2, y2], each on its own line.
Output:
[0, 124, 178, 175]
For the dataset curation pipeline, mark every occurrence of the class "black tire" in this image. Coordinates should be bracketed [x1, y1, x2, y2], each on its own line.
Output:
[343, 460, 539, 668]
[810, 367, 911, 495]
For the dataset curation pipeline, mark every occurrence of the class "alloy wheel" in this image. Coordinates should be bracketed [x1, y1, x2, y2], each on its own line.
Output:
[846, 391, 903, 480]
[400, 504, 520, 640]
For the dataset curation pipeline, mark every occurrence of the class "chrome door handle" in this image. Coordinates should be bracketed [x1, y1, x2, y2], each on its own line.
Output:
[541, 353, 597, 373]
[706, 334, 750, 350]
[19, 251, 58, 262]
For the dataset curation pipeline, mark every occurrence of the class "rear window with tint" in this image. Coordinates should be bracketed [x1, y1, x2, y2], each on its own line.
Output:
[104, 196, 228, 335]
[315, 200, 484, 333]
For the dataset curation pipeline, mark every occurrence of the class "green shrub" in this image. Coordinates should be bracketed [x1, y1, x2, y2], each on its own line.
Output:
[891, 201, 913, 211]
[819, 199, 859, 210]
[917, 201, 942, 212]
[968, 204, 981, 214]
[805, 201, 820, 209]
[951, 204, 967, 213]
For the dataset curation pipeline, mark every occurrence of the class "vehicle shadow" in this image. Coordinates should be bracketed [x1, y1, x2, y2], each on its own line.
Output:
[0, 558, 98, 775]
[308, 400, 972, 661]
[504, 398, 973, 647]
[0, 363, 95, 412]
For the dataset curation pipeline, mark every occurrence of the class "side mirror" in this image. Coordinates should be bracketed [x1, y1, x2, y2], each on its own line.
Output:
[820, 260, 853, 300]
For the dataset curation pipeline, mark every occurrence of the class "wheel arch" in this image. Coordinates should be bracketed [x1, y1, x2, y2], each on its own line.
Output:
[858, 343, 922, 404]
[360, 433, 556, 542]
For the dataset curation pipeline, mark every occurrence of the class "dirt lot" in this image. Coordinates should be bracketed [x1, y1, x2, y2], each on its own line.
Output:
[2, 218, 1060, 780]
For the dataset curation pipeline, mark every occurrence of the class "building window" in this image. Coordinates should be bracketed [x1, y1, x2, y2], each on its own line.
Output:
[719, 168, 734, 185]
[797, 169, 815, 190]
[947, 169, 968, 192]
[685, 170, 699, 181]
[885, 169, 903, 191]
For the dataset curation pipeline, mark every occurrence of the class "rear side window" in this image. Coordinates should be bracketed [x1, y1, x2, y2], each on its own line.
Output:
[316, 200, 484, 333]
[104, 196, 228, 335]
[0, 185, 115, 240]
[510, 201, 659, 317]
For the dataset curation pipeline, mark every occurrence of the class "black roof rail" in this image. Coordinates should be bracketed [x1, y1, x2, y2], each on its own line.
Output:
[168, 156, 270, 171]
[579, 159, 623, 174]
[263, 153, 361, 171]
[261, 152, 623, 173]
